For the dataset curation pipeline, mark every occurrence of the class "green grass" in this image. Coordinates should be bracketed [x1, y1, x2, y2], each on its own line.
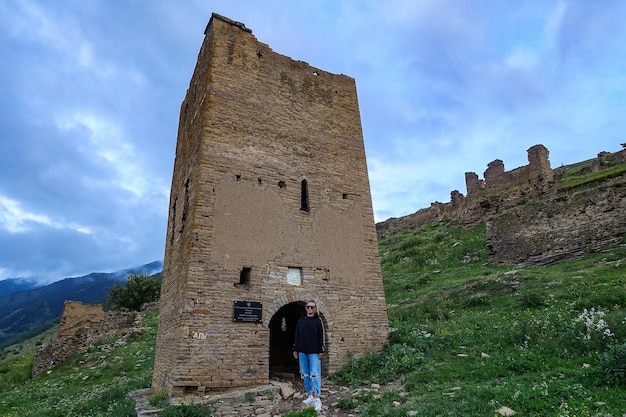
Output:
[558, 162, 626, 190]
[0, 310, 159, 417]
[331, 221, 626, 416]
[2, 221, 626, 416]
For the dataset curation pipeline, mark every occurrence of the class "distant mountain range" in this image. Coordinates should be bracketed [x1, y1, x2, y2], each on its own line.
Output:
[0, 261, 163, 349]
[0, 278, 39, 298]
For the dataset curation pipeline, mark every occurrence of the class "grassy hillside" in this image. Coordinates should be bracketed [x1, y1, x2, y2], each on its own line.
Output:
[1, 222, 625, 416]
[0, 310, 158, 417]
[332, 221, 626, 415]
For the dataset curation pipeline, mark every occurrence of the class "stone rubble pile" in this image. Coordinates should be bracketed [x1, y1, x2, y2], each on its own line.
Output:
[129, 379, 387, 417]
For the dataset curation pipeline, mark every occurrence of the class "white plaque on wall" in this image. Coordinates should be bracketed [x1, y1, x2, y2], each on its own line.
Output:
[287, 267, 302, 285]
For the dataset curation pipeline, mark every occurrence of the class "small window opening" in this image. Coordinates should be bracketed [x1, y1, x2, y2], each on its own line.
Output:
[239, 267, 251, 285]
[278, 181, 286, 188]
[257, 51, 263, 58]
[300, 179, 310, 212]
[258, 177, 262, 185]
[236, 174, 241, 181]
[342, 193, 348, 199]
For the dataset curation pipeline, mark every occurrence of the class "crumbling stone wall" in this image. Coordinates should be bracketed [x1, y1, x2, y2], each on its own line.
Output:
[152, 14, 388, 396]
[32, 301, 140, 376]
[377, 145, 555, 237]
[593, 148, 626, 171]
[465, 144, 553, 200]
[487, 176, 626, 266]
[377, 146, 625, 266]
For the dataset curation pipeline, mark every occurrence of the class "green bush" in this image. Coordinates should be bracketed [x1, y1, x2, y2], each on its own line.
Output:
[281, 407, 318, 417]
[149, 390, 169, 407]
[107, 273, 161, 311]
[336, 397, 359, 410]
[330, 344, 423, 388]
[160, 403, 214, 417]
[518, 291, 547, 308]
[460, 292, 490, 308]
[0, 353, 33, 391]
[596, 342, 626, 385]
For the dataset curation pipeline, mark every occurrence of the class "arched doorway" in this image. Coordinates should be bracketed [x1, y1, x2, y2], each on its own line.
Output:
[269, 301, 330, 378]
[269, 302, 305, 376]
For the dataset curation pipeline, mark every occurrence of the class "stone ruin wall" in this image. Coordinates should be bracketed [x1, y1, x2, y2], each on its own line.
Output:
[487, 173, 626, 265]
[465, 144, 554, 200]
[376, 145, 626, 266]
[32, 301, 142, 376]
[483, 147, 625, 265]
[377, 144, 555, 236]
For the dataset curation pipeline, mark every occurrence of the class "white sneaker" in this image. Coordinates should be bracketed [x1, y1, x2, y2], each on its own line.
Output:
[302, 395, 315, 405]
[314, 398, 322, 411]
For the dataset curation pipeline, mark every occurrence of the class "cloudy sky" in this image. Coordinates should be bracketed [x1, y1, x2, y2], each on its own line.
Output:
[1, 0, 625, 284]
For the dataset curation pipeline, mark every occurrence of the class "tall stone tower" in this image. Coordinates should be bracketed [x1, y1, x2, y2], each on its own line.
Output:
[152, 14, 389, 395]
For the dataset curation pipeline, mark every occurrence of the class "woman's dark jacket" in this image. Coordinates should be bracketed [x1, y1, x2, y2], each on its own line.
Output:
[293, 314, 325, 354]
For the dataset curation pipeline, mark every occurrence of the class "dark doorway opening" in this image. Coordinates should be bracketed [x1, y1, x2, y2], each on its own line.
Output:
[269, 302, 304, 376]
[269, 302, 330, 379]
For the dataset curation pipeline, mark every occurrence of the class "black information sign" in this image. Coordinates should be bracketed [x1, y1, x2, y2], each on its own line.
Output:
[233, 301, 263, 323]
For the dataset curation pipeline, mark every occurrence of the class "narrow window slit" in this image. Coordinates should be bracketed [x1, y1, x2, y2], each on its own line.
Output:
[301, 179, 310, 212]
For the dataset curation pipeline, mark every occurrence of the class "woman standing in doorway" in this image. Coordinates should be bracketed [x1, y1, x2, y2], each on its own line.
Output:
[292, 300, 325, 412]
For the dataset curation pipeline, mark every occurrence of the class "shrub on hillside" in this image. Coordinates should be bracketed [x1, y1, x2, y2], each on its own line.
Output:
[160, 403, 214, 417]
[107, 273, 161, 311]
[596, 342, 626, 386]
[0, 354, 33, 391]
[282, 408, 317, 417]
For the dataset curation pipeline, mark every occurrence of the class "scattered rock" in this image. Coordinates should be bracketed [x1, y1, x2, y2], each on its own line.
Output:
[269, 380, 294, 399]
[497, 406, 516, 416]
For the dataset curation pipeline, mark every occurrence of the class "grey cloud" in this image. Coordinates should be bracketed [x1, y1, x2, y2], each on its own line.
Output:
[1, 0, 625, 281]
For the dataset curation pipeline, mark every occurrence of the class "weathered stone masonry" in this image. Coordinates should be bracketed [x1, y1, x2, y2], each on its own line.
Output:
[377, 144, 555, 234]
[376, 143, 626, 267]
[32, 301, 141, 376]
[152, 14, 389, 395]
[487, 174, 626, 266]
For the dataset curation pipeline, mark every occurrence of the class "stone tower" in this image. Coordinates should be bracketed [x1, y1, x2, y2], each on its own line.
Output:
[152, 14, 389, 395]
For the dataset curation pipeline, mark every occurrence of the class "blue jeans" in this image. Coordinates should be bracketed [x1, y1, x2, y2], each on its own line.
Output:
[298, 352, 321, 396]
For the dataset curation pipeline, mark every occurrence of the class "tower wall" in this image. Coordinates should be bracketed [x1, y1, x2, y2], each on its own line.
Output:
[152, 14, 388, 395]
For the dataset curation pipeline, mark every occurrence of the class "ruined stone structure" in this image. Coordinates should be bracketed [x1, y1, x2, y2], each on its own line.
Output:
[464, 144, 553, 199]
[376, 144, 626, 267]
[486, 177, 626, 266]
[32, 301, 141, 376]
[152, 14, 388, 396]
[377, 144, 556, 236]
